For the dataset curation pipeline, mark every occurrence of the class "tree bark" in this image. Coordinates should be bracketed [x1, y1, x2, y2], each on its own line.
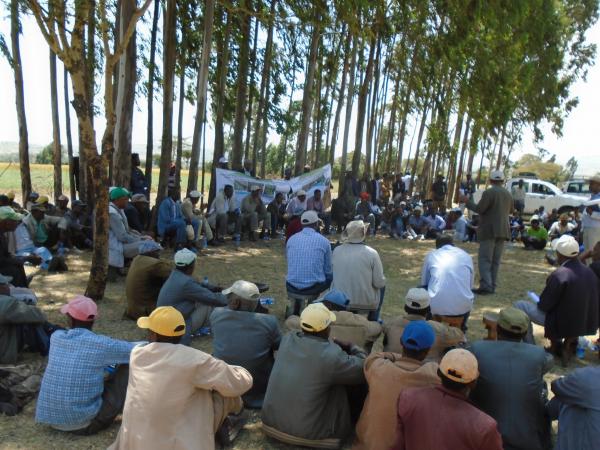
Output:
[454, 115, 471, 202]
[49, 44, 62, 201]
[352, 37, 375, 177]
[209, 7, 231, 205]
[328, 31, 351, 168]
[365, 38, 381, 175]
[384, 75, 401, 172]
[339, 35, 357, 189]
[231, 0, 252, 171]
[156, 0, 177, 207]
[294, 12, 321, 175]
[410, 102, 430, 194]
[495, 123, 507, 170]
[10, 0, 32, 203]
[175, 73, 185, 192]
[145, 0, 160, 187]
[64, 67, 76, 200]
[187, 0, 216, 194]
[113, 0, 137, 188]
[244, 16, 259, 162]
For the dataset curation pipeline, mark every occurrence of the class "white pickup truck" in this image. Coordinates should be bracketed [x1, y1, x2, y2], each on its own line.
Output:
[473, 178, 585, 215]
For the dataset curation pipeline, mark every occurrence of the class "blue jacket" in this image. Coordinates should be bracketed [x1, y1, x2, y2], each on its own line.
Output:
[157, 197, 185, 236]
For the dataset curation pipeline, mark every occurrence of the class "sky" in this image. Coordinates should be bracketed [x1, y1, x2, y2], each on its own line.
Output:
[1, 14, 599, 175]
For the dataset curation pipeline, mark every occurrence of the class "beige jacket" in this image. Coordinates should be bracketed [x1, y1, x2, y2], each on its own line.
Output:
[331, 243, 386, 311]
[383, 314, 466, 362]
[109, 343, 252, 450]
[286, 311, 382, 349]
[353, 352, 440, 450]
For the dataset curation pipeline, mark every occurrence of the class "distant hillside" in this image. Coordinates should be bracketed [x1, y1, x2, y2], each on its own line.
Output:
[0, 141, 153, 162]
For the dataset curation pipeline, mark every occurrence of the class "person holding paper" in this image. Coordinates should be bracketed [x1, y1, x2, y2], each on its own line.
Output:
[513, 235, 599, 357]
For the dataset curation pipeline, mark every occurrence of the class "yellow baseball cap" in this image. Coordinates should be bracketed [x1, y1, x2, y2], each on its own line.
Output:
[137, 306, 186, 337]
[439, 349, 479, 384]
[300, 303, 336, 333]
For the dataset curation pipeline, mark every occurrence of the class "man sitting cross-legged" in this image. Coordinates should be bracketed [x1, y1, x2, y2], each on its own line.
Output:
[391, 349, 503, 450]
[514, 235, 599, 361]
[36, 296, 136, 435]
[124, 241, 173, 320]
[157, 249, 226, 344]
[262, 303, 367, 448]
[109, 307, 253, 450]
[210, 280, 281, 409]
[383, 288, 465, 362]
[469, 307, 553, 450]
[285, 289, 382, 352]
[354, 321, 440, 450]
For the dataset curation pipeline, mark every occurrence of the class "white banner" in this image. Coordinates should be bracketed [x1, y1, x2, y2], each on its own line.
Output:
[215, 164, 332, 207]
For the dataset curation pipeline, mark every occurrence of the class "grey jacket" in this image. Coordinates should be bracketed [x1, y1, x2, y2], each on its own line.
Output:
[0, 295, 46, 364]
[466, 185, 512, 240]
[470, 340, 552, 450]
[262, 332, 366, 442]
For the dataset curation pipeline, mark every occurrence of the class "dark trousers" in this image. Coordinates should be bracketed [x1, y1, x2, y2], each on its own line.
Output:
[523, 236, 547, 250]
[0, 262, 28, 287]
[73, 365, 129, 435]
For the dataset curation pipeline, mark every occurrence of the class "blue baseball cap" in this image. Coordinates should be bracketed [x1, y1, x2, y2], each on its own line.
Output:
[317, 289, 350, 308]
[401, 321, 435, 351]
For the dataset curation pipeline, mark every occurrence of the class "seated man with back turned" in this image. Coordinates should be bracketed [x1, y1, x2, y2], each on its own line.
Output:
[109, 307, 252, 450]
[285, 289, 382, 352]
[124, 241, 173, 320]
[157, 249, 226, 344]
[36, 296, 135, 435]
[514, 235, 599, 361]
[354, 321, 440, 450]
[331, 220, 386, 320]
[383, 288, 465, 362]
[546, 365, 600, 450]
[421, 235, 474, 330]
[262, 303, 367, 449]
[391, 349, 503, 450]
[470, 307, 553, 450]
[210, 280, 281, 409]
[286, 211, 332, 304]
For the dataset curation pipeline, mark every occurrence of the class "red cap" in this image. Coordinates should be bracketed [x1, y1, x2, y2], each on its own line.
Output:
[360, 192, 370, 201]
[60, 295, 98, 322]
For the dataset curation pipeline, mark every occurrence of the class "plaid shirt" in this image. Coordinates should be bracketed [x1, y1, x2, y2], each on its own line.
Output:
[286, 228, 332, 289]
[35, 328, 135, 428]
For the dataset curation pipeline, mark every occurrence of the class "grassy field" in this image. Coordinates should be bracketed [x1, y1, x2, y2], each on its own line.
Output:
[0, 235, 598, 449]
[0, 163, 211, 202]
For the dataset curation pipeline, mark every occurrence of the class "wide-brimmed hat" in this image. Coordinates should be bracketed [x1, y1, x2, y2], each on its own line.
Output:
[342, 220, 369, 244]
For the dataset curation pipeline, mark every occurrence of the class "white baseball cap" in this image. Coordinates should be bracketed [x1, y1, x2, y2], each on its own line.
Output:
[219, 156, 229, 164]
[301, 210, 319, 225]
[489, 170, 505, 181]
[222, 280, 260, 301]
[296, 190, 306, 197]
[405, 288, 430, 309]
[552, 235, 580, 258]
[250, 185, 262, 192]
[189, 190, 202, 198]
[174, 248, 197, 266]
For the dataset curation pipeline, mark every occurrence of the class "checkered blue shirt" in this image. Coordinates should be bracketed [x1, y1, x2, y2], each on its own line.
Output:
[35, 328, 135, 428]
[286, 228, 332, 289]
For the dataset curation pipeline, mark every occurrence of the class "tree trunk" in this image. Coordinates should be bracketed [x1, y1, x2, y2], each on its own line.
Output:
[384, 75, 401, 172]
[252, 0, 277, 173]
[64, 67, 76, 200]
[495, 123, 507, 170]
[409, 103, 430, 194]
[454, 115, 471, 202]
[446, 108, 465, 207]
[10, 0, 32, 203]
[145, 0, 160, 187]
[175, 73, 185, 193]
[352, 37, 375, 177]
[113, 0, 137, 188]
[209, 7, 231, 205]
[188, 0, 216, 194]
[329, 31, 351, 167]
[156, 0, 177, 207]
[294, 15, 321, 175]
[244, 16, 259, 162]
[339, 35, 357, 189]
[50, 46, 62, 201]
[365, 38, 381, 176]
[259, 67, 271, 178]
[231, 0, 252, 171]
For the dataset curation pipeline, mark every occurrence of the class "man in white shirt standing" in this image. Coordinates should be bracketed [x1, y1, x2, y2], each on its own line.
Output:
[583, 174, 600, 253]
[421, 235, 474, 330]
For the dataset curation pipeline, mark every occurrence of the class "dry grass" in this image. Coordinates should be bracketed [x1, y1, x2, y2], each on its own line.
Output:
[1, 236, 598, 449]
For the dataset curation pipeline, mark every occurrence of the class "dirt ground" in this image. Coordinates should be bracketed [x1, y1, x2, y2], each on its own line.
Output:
[1, 235, 598, 449]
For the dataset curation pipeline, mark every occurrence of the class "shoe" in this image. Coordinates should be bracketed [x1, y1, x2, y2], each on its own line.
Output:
[472, 287, 493, 295]
[216, 409, 248, 446]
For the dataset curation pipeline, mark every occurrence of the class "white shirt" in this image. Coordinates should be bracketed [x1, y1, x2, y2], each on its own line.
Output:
[453, 216, 468, 242]
[421, 245, 474, 315]
[286, 197, 308, 215]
